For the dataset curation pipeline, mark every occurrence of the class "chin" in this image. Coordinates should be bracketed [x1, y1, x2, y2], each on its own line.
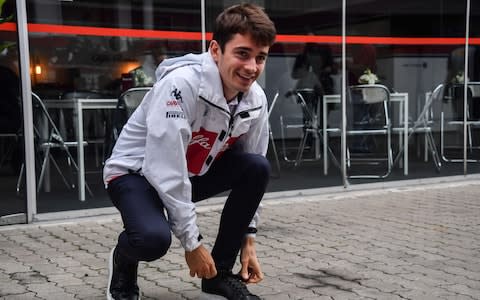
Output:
[238, 82, 253, 92]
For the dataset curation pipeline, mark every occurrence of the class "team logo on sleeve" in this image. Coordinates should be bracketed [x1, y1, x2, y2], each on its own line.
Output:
[166, 111, 186, 119]
[166, 100, 180, 107]
[171, 88, 183, 103]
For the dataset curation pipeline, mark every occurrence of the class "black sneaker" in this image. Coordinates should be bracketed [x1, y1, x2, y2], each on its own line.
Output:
[200, 270, 261, 300]
[107, 247, 140, 300]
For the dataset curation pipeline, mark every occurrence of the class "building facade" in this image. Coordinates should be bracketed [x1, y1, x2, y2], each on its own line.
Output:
[0, 0, 479, 224]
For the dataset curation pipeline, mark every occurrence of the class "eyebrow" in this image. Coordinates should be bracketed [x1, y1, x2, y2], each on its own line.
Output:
[234, 46, 268, 57]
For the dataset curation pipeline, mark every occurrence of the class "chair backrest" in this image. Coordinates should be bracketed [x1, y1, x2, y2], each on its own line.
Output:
[31, 92, 65, 146]
[469, 82, 480, 97]
[443, 83, 478, 120]
[348, 84, 390, 130]
[285, 88, 320, 123]
[119, 87, 151, 117]
[268, 91, 279, 118]
[112, 87, 151, 141]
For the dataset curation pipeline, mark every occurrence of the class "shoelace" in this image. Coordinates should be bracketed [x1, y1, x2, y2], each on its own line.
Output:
[222, 273, 253, 296]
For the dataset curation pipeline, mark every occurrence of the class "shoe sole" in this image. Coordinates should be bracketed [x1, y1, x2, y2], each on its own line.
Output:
[198, 292, 228, 300]
[106, 247, 141, 300]
[107, 247, 115, 300]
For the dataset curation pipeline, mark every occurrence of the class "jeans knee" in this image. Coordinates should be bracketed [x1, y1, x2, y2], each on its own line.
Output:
[129, 229, 171, 261]
[246, 154, 271, 183]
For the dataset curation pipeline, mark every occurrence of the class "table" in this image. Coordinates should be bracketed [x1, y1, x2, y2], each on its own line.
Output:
[322, 92, 409, 175]
[44, 98, 118, 201]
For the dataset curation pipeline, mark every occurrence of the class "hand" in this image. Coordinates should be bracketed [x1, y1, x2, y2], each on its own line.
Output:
[239, 236, 264, 284]
[185, 245, 217, 279]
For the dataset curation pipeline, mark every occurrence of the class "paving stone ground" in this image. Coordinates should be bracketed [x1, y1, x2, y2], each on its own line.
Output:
[1, 180, 480, 299]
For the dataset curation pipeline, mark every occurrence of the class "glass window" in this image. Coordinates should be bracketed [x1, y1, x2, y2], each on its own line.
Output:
[7, 0, 478, 215]
[26, 0, 201, 213]
[345, 0, 476, 182]
[0, 0, 26, 223]
[207, 1, 344, 192]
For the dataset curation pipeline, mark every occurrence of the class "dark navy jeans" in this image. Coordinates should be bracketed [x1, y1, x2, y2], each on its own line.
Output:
[107, 149, 271, 271]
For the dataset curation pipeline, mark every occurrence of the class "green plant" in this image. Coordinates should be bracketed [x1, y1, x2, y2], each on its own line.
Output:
[0, 0, 15, 53]
[0, 0, 13, 23]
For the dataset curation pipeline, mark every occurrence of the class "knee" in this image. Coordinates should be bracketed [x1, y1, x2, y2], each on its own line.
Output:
[244, 154, 271, 183]
[129, 228, 172, 261]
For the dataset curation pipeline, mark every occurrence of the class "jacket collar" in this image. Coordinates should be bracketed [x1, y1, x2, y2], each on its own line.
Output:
[198, 52, 256, 112]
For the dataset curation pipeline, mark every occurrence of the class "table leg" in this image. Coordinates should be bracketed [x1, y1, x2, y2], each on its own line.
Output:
[75, 101, 86, 201]
[404, 94, 409, 175]
[323, 99, 328, 175]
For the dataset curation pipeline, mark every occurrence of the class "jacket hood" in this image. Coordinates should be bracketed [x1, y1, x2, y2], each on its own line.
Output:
[155, 52, 206, 82]
[154, 51, 260, 111]
[155, 51, 228, 109]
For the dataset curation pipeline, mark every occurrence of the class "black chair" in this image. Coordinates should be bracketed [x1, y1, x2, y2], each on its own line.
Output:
[346, 84, 393, 178]
[107, 87, 151, 157]
[441, 82, 480, 162]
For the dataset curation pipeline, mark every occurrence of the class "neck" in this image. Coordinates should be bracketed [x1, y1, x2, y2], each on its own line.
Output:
[226, 92, 240, 103]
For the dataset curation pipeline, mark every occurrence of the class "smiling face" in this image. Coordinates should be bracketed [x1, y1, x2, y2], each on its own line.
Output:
[210, 33, 270, 101]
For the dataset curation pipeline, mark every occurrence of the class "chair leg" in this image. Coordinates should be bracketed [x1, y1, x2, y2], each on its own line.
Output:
[49, 153, 75, 190]
[426, 131, 442, 172]
[294, 130, 310, 167]
[16, 163, 24, 195]
[269, 129, 281, 176]
[37, 147, 51, 192]
[62, 147, 94, 197]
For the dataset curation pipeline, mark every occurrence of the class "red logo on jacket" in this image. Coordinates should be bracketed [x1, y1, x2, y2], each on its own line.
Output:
[187, 128, 217, 174]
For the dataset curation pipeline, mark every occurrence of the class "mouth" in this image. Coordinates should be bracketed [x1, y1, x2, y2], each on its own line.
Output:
[237, 73, 255, 83]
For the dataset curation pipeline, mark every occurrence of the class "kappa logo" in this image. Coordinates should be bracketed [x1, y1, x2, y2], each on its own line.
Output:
[166, 111, 186, 119]
[171, 88, 183, 103]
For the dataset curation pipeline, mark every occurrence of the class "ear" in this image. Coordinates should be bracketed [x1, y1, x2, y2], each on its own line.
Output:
[209, 40, 220, 62]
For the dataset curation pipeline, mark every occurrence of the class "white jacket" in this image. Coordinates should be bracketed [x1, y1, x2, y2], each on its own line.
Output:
[103, 51, 269, 252]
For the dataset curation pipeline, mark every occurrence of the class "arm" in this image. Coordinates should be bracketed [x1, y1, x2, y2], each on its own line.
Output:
[141, 76, 215, 278]
[142, 77, 200, 251]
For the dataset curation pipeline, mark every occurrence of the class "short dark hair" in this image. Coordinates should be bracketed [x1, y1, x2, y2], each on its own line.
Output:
[212, 3, 276, 51]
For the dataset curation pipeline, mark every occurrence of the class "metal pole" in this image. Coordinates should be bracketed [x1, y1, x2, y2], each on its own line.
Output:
[463, 0, 471, 175]
[201, 0, 206, 52]
[341, 0, 348, 187]
[16, 0, 37, 222]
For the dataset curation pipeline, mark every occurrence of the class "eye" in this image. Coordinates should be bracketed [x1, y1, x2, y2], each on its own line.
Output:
[236, 50, 249, 59]
[256, 55, 267, 64]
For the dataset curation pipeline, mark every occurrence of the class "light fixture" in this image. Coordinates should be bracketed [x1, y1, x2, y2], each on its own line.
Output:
[35, 65, 42, 75]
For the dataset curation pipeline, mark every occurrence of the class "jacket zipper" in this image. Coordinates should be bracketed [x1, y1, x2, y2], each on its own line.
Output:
[199, 95, 262, 137]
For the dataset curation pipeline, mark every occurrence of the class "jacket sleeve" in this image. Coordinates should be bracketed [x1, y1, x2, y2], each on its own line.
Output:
[140, 76, 201, 252]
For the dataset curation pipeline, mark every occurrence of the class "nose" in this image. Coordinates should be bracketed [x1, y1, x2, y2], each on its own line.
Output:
[244, 57, 257, 73]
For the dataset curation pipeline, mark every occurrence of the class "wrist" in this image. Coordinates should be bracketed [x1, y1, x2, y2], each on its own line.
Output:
[245, 227, 257, 239]
[243, 235, 255, 246]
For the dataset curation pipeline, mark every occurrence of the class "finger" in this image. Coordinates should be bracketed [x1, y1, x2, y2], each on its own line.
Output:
[250, 272, 264, 284]
[190, 270, 196, 277]
[239, 263, 249, 281]
[208, 265, 218, 279]
[245, 269, 262, 284]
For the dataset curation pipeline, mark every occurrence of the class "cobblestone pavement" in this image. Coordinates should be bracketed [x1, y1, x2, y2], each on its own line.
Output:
[1, 180, 480, 300]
